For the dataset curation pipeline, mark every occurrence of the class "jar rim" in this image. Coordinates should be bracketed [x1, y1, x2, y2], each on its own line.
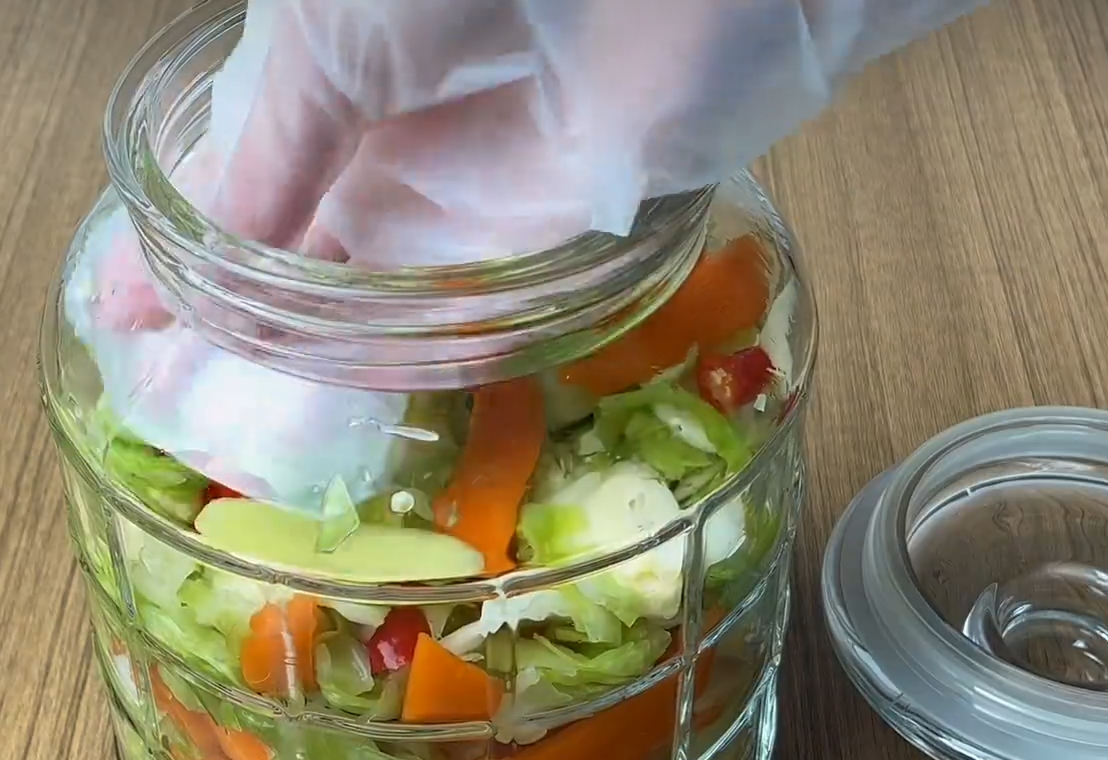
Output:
[100, 0, 731, 390]
[823, 406, 1108, 760]
[103, 0, 696, 292]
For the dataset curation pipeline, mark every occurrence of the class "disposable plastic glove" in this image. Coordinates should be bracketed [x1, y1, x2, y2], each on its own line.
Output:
[203, 0, 988, 265]
[76, 0, 988, 512]
[104, 0, 990, 328]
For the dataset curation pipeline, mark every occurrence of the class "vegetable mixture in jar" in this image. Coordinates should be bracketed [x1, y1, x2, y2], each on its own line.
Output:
[40, 6, 816, 760]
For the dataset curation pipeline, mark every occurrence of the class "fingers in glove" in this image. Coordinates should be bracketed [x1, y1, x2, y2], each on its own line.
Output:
[307, 81, 593, 267]
[210, 5, 362, 250]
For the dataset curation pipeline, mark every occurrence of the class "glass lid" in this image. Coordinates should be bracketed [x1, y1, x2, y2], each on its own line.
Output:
[823, 406, 1108, 760]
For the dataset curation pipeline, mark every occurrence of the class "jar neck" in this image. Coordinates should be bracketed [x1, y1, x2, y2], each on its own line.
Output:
[101, 0, 712, 390]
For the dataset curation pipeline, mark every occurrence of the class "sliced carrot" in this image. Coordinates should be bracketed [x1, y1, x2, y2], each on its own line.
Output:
[514, 609, 727, 760]
[401, 633, 504, 723]
[432, 378, 546, 576]
[560, 235, 770, 396]
[240, 595, 323, 697]
[511, 652, 717, 760]
[214, 727, 273, 760]
[287, 595, 323, 690]
[150, 667, 227, 760]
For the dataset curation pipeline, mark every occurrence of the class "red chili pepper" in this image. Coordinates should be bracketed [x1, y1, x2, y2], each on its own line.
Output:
[202, 482, 243, 504]
[365, 607, 431, 674]
[695, 347, 775, 415]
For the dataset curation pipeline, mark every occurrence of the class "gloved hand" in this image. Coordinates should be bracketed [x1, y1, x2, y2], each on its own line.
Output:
[79, 0, 988, 512]
[105, 0, 988, 329]
[203, 0, 987, 263]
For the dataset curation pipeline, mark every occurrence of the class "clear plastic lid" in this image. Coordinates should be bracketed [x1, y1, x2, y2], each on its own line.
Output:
[823, 407, 1108, 760]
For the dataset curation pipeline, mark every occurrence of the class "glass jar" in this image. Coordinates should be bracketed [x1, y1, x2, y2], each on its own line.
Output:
[39, 3, 817, 760]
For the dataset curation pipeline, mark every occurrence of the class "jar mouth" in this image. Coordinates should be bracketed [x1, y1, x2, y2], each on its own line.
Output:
[824, 407, 1108, 759]
[99, 0, 725, 389]
[102, 0, 709, 292]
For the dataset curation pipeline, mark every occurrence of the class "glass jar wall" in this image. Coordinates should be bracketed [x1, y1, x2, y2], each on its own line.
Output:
[40, 3, 817, 760]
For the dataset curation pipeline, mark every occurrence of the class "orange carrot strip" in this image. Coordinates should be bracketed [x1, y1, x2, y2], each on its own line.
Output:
[151, 667, 228, 760]
[511, 653, 717, 760]
[215, 727, 273, 760]
[240, 595, 322, 697]
[401, 634, 504, 723]
[287, 595, 323, 690]
[432, 378, 546, 576]
[560, 235, 770, 396]
[515, 609, 727, 760]
[240, 605, 286, 695]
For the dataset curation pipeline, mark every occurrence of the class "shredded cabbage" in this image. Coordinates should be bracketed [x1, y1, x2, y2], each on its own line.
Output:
[316, 630, 406, 717]
[518, 461, 746, 625]
[194, 675, 424, 760]
[515, 623, 671, 692]
[593, 381, 751, 474]
[102, 437, 208, 524]
[440, 586, 623, 655]
[494, 623, 671, 744]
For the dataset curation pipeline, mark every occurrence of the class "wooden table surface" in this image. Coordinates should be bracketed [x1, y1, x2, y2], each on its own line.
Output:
[2, 1, 1107, 759]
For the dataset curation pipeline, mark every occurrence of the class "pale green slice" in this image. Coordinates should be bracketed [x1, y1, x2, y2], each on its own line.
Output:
[194, 498, 484, 582]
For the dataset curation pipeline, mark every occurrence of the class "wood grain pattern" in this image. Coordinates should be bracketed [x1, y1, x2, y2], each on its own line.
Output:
[1, 1, 1106, 759]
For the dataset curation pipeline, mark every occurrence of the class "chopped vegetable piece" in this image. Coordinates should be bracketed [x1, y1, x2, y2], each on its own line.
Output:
[453, 586, 624, 652]
[194, 498, 485, 582]
[515, 623, 671, 693]
[560, 235, 770, 396]
[517, 462, 746, 626]
[214, 726, 272, 760]
[150, 667, 225, 759]
[104, 437, 209, 524]
[315, 631, 409, 717]
[758, 276, 798, 383]
[594, 382, 751, 472]
[432, 379, 546, 575]
[510, 648, 717, 760]
[695, 347, 775, 415]
[240, 595, 323, 697]
[705, 498, 783, 610]
[366, 607, 431, 674]
[325, 600, 390, 629]
[401, 634, 503, 723]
